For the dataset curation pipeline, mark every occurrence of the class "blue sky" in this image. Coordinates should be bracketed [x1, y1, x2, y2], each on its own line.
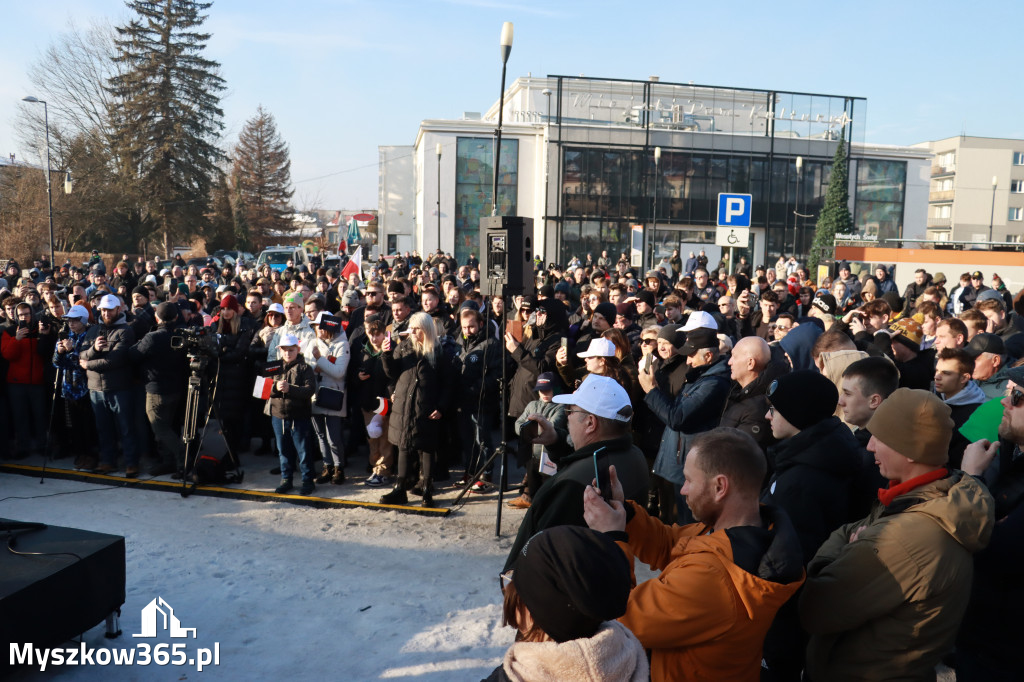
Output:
[1, 0, 1020, 210]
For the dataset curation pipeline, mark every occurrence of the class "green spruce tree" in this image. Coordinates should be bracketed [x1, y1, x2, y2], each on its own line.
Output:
[809, 131, 853, 272]
[108, 0, 226, 256]
[232, 106, 294, 249]
[232, 180, 252, 252]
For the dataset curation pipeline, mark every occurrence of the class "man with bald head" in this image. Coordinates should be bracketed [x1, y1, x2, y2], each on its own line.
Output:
[721, 336, 787, 452]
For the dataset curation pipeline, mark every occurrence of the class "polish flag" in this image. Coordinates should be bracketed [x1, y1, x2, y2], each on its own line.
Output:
[374, 396, 390, 416]
[252, 376, 274, 400]
[340, 245, 362, 281]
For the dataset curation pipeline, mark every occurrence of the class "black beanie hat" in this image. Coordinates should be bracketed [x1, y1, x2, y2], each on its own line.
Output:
[766, 369, 838, 430]
[386, 280, 405, 295]
[657, 323, 686, 349]
[539, 284, 555, 298]
[131, 285, 150, 298]
[592, 302, 617, 325]
[636, 290, 656, 307]
[512, 526, 632, 643]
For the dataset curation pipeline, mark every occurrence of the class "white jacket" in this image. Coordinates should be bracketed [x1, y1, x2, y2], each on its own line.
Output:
[311, 332, 350, 416]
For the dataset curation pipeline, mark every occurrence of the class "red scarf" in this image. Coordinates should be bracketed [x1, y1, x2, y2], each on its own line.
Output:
[877, 468, 949, 507]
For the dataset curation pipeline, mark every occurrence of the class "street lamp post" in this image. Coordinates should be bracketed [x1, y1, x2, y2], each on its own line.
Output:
[541, 88, 552, 260]
[436, 143, 442, 253]
[21, 96, 55, 266]
[794, 156, 803, 258]
[989, 175, 998, 244]
[650, 146, 661, 269]
[491, 22, 514, 217]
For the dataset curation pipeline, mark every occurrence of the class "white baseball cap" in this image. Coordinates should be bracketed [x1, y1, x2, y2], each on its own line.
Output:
[268, 302, 285, 315]
[577, 338, 617, 358]
[97, 294, 121, 310]
[279, 333, 300, 348]
[681, 310, 718, 332]
[63, 304, 91, 322]
[553, 374, 633, 422]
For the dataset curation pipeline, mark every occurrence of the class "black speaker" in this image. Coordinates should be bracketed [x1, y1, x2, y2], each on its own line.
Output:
[479, 216, 535, 298]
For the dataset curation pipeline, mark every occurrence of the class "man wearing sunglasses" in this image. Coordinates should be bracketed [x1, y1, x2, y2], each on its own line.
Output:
[957, 368, 1024, 680]
[502, 374, 649, 573]
[800, 388, 994, 682]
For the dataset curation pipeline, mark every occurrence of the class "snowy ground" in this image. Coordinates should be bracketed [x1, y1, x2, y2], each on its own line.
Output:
[2, 472, 526, 681]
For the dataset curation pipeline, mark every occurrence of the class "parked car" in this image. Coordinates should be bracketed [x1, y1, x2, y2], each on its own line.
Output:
[186, 255, 224, 271]
[257, 246, 309, 273]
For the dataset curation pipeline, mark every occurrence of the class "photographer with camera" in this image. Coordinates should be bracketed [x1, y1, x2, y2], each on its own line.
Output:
[79, 294, 139, 477]
[54, 304, 99, 469]
[1, 300, 57, 459]
[129, 301, 188, 476]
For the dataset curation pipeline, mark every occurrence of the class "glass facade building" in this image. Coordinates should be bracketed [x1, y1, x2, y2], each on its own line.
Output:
[454, 137, 518, 265]
[545, 76, 897, 265]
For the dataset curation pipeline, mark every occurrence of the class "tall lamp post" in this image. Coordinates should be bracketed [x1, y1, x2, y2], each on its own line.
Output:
[989, 175, 998, 244]
[491, 22, 513, 216]
[21, 96, 55, 266]
[650, 146, 661, 269]
[542, 88, 552, 259]
[435, 143, 442, 252]
[794, 156, 803, 257]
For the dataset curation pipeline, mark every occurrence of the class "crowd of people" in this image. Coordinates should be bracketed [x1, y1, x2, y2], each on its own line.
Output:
[1, 245, 1022, 680]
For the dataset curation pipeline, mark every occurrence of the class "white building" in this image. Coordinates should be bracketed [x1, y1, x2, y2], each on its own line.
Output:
[380, 75, 931, 268]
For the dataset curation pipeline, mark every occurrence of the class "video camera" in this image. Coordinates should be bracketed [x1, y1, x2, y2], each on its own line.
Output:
[170, 326, 219, 357]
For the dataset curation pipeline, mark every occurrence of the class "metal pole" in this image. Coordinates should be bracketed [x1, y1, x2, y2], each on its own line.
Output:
[436, 143, 442, 252]
[989, 176, 997, 244]
[42, 101, 54, 266]
[542, 89, 551, 261]
[492, 23, 513, 217]
[650, 147, 661, 270]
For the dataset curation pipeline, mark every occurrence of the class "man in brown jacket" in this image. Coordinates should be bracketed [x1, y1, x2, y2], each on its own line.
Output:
[799, 389, 995, 681]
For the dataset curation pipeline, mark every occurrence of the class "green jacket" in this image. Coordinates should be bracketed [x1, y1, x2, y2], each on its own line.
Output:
[799, 471, 994, 682]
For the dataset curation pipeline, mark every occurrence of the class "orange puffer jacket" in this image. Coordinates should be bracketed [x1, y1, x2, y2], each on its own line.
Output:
[618, 502, 805, 682]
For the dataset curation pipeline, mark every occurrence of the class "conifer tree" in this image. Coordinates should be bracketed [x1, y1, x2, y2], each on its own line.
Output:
[108, 0, 226, 256]
[809, 131, 853, 271]
[231, 106, 294, 248]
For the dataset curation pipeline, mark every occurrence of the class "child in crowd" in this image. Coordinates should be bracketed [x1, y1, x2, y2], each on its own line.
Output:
[270, 333, 317, 496]
[509, 372, 567, 509]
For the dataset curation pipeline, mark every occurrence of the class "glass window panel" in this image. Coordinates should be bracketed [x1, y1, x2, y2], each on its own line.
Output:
[455, 137, 517, 264]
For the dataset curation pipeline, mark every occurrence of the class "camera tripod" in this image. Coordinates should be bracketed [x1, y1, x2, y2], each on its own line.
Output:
[180, 354, 244, 497]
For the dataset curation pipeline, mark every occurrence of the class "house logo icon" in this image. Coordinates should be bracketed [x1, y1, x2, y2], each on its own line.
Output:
[132, 597, 197, 639]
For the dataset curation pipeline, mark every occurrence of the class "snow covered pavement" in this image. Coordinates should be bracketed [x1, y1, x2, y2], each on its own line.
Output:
[2, 473, 523, 681]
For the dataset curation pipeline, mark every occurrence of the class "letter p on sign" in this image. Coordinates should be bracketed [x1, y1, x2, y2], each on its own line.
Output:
[717, 193, 752, 227]
[726, 198, 745, 221]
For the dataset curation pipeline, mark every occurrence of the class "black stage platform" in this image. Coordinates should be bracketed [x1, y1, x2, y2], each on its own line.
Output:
[0, 520, 125, 653]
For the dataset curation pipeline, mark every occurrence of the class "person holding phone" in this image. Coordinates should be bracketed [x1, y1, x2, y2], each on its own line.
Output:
[78, 294, 138, 476]
[502, 373, 649, 572]
[1, 300, 56, 459]
[582, 428, 805, 682]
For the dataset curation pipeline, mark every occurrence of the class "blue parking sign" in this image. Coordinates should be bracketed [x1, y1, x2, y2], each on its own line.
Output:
[717, 193, 752, 228]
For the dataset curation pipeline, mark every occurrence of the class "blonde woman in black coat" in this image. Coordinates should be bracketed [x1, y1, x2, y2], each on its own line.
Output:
[379, 311, 453, 507]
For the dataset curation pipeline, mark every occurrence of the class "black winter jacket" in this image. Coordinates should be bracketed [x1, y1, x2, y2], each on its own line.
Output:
[720, 359, 790, 455]
[269, 357, 316, 420]
[383, 340, 453, 451]
[79, 315, 137, 392]
[357, 342, 391, 412]
[214, 316, 257, 420]
[128, 323, 187, 394]
[761, 416, 872, 564]
[455, 329, 502, 409]
[503, 434, 650, 572]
